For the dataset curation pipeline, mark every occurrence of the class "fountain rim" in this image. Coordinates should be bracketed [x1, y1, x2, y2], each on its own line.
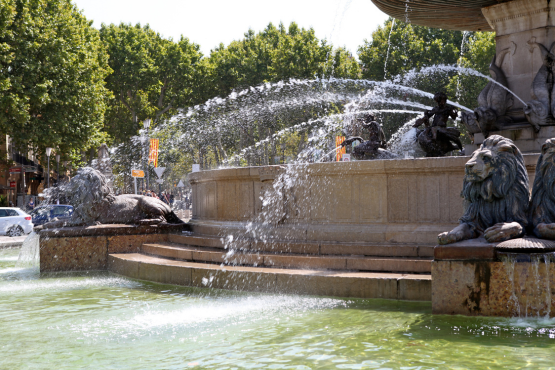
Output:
[370, 0, 498, 32]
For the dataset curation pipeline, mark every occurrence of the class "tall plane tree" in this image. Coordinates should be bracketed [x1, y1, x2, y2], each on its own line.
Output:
[100, 23, 204, 142]
[0, 0, 111, 157]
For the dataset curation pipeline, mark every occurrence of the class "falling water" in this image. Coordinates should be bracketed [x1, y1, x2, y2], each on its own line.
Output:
[502, 254, 521, 317]
[501, 253, 555, 318]
[384, 19, 396, 79]
[545, 255, 552, 317]
[16, 232, 40, 268]
[455, 31, 470, 101]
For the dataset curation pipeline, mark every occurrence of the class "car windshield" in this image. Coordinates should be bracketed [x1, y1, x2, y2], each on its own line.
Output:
[52, 207, 71, 216]
[32, 207, 51, 217]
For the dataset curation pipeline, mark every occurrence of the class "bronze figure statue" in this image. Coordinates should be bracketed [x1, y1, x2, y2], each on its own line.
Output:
[438, 135, 529, 244]
[340, 114, 394, 159]
[413, 92, 463, 157]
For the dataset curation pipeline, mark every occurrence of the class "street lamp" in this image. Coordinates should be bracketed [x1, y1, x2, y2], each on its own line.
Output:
[63, 161, 68, 182]
[45, 147, 52, 188]
[56, 154, 60, 186]
[143, 119, 151, 191]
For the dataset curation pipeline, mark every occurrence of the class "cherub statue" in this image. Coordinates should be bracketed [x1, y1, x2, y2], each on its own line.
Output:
[340, 114, 391, 159]
[413, 92, 463, 157]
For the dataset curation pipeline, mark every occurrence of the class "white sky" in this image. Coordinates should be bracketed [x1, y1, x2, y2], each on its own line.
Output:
[72, 0, 389, 57]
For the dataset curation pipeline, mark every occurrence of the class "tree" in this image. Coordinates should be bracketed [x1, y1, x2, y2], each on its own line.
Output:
[205, 22, 361, 98]
[446, 32, 497, 109]
[0, 0, 111, 157]
[100, 23, 204, 143]
[358, 18, 466, 81]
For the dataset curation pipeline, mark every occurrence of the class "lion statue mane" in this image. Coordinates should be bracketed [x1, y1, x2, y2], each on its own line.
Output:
[42, 167, 183, 227]
[438, 135, 529, 244]
[528, 138, 555, 238]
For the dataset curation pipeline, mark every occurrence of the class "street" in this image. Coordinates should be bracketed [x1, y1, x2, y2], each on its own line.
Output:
[0, 235, 27, 248]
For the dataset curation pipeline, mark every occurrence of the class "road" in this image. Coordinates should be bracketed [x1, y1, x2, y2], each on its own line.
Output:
[0, 235, 27, 248]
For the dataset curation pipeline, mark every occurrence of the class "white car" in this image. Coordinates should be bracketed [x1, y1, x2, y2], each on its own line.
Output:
[0, 207, 34, 237]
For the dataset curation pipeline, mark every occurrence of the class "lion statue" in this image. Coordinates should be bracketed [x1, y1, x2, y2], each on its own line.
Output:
[528, 138, 555, 239]
[42, 167, 183, 227]
[438, 135, 529, 244]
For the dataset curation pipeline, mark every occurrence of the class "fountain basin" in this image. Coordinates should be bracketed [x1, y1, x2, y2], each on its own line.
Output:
[433, 239, 555, 317]
[188, 156, 539, 245]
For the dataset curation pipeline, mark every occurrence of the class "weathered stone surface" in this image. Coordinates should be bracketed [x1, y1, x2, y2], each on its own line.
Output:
[107, 234, 166, 254]
[40, 229, 172, 272]
[432, 259, 555, 317]
[40, 236, 107, 272]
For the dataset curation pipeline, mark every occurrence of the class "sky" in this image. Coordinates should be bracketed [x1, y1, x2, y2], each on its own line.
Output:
[72, 0, 389, 57]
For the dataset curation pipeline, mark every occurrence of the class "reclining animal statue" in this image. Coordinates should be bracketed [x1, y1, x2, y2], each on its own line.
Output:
[438, 135, 529, 244]
[41, 167, 184, 228]
[528, 138, 555, 239]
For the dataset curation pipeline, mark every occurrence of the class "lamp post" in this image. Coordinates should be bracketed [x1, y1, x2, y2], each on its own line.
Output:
[143, 119, 151, 191]
[45, 147, 52, 188]
[63, 161, 68, 182]
[55, 154, 60, 186]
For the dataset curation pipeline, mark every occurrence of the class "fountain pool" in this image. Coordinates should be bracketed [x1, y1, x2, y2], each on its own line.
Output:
[3, 247, 555, 369]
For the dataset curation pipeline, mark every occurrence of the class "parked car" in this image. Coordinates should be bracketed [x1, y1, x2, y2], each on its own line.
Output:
[0, 207, 34, 237]
[30, 205, 74, 226]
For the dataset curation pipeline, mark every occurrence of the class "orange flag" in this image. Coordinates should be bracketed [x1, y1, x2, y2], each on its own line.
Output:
[335, 136, 346, 162]
[149, 139, 159, 167]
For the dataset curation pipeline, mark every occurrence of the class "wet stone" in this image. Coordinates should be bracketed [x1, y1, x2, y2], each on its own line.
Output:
[495, 237, 555, 253]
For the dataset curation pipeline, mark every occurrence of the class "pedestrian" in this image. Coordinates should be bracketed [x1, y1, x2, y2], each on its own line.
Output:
[28, 198, 35, 211]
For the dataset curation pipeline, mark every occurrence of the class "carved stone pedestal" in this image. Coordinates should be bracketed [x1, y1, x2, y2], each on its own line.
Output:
[465, 126, 555, 154]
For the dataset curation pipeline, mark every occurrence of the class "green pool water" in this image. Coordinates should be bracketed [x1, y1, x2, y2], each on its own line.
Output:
[2, 247, 555, 369]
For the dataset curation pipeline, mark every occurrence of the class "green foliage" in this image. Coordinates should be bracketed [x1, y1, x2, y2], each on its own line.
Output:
[100, 23, 204, 142]
[358, 18, 465, 81]
[205, 22, 361, 98]
[446, 32, 496, 109]
[0, 194, 7, 207]
[0, 0, 111, 157]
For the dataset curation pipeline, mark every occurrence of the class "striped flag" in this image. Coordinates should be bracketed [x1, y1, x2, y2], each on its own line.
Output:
[149, 139, 159, 167]
[335, 136, 346, 162]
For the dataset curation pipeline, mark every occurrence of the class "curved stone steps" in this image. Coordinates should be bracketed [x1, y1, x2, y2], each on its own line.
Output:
[168, 234, 434, 258]
[141, 242, 433, 273]
[108, 253, 432, 301]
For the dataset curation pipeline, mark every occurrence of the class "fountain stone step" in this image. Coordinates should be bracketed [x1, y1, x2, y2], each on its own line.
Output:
[168, 234, 434, 258]
[141, 242, 433, 273]
[108, 253, 432, 301]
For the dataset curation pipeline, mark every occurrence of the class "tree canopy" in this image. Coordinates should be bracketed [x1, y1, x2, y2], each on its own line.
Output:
[204, 22, 361, 98]
[358, 18, 467, 81]
[0, 0, 111, 158]
[100, 23, 204, 143]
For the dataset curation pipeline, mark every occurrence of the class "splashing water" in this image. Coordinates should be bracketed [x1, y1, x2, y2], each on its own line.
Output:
[384, 19, 396, 79]
[456, 31, 470, 101]
[417, 65, 527, 107]
[16, 232, 40, 268]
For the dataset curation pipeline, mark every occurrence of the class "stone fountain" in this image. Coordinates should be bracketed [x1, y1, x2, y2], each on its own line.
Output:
[37, 0, 555, 314]
[374, 0, 555, 153]
[370, 0, 555, 317]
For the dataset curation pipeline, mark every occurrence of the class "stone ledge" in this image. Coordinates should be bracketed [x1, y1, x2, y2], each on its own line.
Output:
[39, 223, 185, 238]
[434, 238, 497, 260]
[108, 253, 432, 301]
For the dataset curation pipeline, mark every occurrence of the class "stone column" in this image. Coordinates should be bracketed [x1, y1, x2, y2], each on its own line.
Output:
[482, 0, 555, 110]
